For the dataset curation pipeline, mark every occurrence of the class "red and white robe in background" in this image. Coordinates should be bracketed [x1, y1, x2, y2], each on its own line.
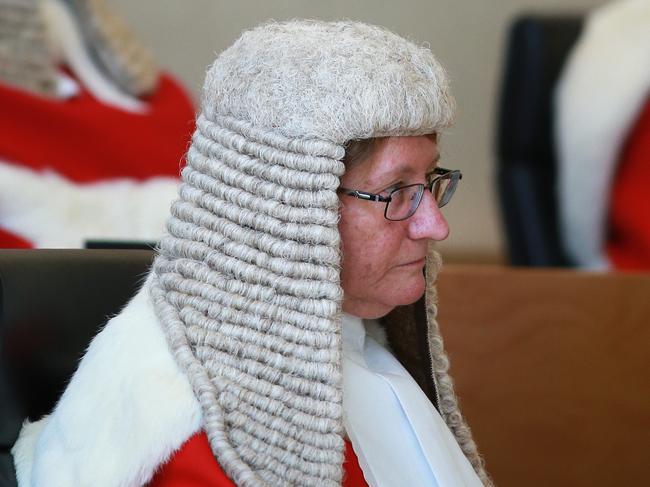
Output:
[556, 0, 650, 270]
[0, 72, 194, 248]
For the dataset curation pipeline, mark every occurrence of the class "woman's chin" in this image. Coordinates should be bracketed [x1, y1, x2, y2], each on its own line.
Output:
[342, 273, 426, 319]
[389, 274, 427, 307]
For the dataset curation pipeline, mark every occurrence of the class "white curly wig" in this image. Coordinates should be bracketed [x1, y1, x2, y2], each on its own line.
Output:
[203, 20, 455, 145]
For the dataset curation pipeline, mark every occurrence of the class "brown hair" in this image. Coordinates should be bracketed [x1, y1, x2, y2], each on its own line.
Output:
[342, 138, 376, 168]
[342, 134, 438, 169]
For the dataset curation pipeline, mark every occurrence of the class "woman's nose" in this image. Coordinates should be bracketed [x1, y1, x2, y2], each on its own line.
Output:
[408, 189, 449, 241]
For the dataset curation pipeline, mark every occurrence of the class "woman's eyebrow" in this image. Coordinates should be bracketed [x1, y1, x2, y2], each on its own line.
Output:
[368, 152, 443, 186]
[427, 153, 441, 171]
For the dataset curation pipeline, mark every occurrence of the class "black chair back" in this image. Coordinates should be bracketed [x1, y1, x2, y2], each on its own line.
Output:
[497, 14, 583, 266]
[0, 249, 154, 485]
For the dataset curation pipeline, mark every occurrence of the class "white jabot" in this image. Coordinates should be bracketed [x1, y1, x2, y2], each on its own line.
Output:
[341, 313, 483, 487]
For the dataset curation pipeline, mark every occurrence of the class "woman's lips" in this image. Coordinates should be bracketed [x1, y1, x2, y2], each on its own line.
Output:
[400, 257, 426, 267]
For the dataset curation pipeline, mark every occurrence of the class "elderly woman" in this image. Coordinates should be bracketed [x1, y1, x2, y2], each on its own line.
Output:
[12, 20, 491, 487]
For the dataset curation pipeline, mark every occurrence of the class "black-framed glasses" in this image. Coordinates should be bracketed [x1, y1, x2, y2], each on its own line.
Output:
[338, 167, 462, 221]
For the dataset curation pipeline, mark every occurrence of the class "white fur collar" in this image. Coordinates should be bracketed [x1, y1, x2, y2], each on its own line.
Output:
[554, 0, 650, 268]
[0, 159, 177, 248]
[11, 278, 202, 487]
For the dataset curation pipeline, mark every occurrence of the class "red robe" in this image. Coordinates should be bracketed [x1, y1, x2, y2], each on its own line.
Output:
[0, 72, 194, 248]
[607, 98, 650, 270]
[148, 432, 369, 487]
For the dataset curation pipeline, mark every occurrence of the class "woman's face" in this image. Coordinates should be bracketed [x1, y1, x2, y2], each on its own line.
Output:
[338, 135, 449, 319]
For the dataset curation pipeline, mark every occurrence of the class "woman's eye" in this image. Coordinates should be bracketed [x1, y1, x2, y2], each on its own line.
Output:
[383, 182, 402, 194]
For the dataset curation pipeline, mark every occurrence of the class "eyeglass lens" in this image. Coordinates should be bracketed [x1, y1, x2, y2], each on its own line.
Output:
[385, 177, 455, 221]
[385, 185, 424, 220]
[433, 178, 453, 207]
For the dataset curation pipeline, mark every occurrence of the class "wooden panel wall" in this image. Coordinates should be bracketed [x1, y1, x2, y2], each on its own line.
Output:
[437, 266, 650, 487]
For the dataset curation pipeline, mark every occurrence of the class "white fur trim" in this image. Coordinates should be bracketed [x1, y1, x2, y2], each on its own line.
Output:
[555, 0, 650, 269]
[11, 419, 47, 487]
[0, 160, 178, 248]
[11, 278, 202, 487]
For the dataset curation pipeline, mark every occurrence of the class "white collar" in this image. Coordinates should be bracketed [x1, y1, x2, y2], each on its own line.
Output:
[341, 312, 482, 487]
[341, 312, 366, 355]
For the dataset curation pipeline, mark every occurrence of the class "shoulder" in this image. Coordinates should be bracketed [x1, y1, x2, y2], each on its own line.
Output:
[12, 278, 202, 487]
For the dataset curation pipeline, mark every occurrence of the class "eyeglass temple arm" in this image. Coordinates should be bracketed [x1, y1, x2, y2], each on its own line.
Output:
[434, 167, 462, 179]
[338, 188, 391, 203]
